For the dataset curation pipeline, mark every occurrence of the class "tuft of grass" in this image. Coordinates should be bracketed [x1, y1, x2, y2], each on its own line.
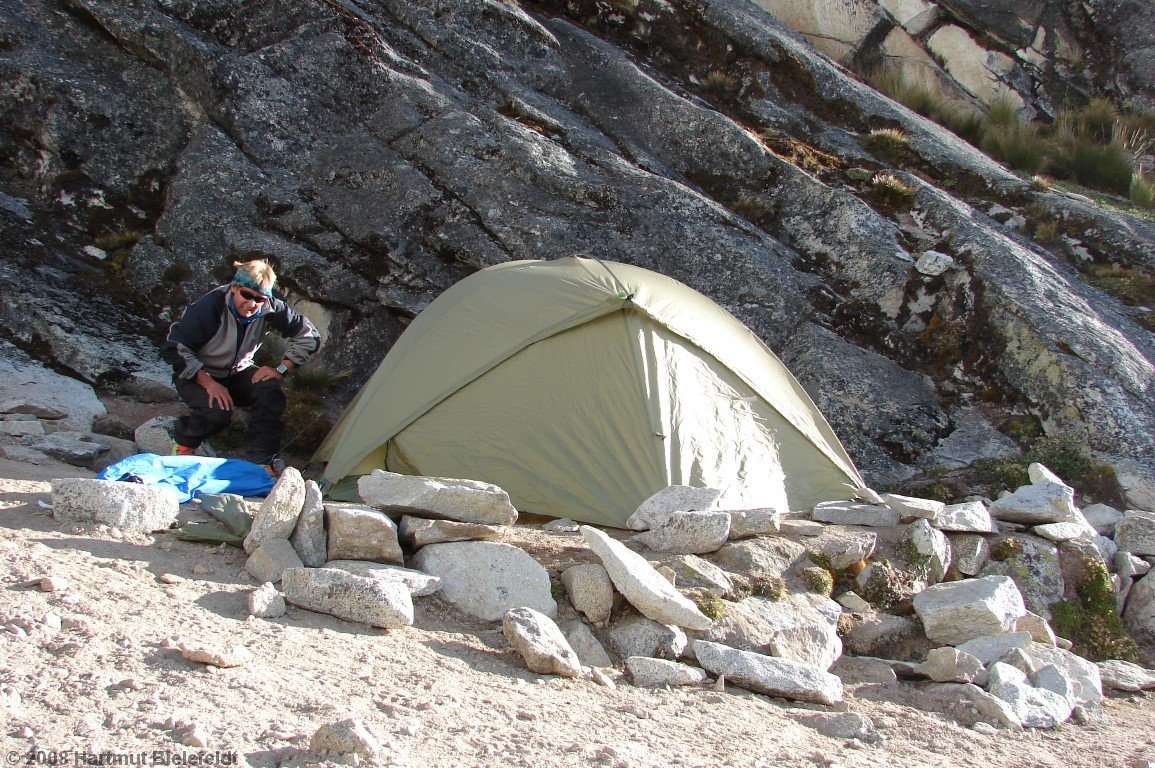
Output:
[972, 433, 1122, 502]
[700, 70, 739, 94]
[1049, 556, 1142, 662]
[687, 588, 727, 620]
[800, 566, 834, 597]
[750, 575, 786, 601]
[1131, 174, 1155, 208]
[1033, 220, 1061, 244]
[870, 172, 916, 212]
[1085, 263, 1155, 307]
[989, 537, 1022, 562]
[980, 119, 1047, 174]
[861, 127, 910, 160]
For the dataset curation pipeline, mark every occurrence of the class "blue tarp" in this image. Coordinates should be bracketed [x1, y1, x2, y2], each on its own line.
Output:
[95, 453, 275, 503]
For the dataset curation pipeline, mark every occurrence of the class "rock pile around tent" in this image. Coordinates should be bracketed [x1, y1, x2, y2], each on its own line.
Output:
[51, 465, 1155, 730]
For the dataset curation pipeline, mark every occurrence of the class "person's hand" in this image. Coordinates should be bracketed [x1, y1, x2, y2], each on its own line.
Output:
[250, 365, 282, 384]
[201, 378, 233, 410]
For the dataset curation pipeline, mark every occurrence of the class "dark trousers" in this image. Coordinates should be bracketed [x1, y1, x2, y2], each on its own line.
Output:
[173, 368, 286, 464]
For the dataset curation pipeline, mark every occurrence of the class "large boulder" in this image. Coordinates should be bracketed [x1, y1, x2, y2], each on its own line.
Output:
[358, 471, 517, 525]
[410, 541, 555, 622]
[912, 575, 1028, 645]
[51, 478, 178, 532]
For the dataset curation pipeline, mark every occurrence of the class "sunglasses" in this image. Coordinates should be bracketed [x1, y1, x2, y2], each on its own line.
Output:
[234, 286, 269, 304]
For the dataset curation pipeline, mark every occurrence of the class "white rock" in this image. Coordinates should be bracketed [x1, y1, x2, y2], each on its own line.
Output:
[322, 561, 442, 596]
[358, 470, 517, 525]
[661, 554, 734, 596]
[1014, 611, 1058, 646]
[562, 620, 613, 668]
[1024, 642, 1103, 708]
[955, 632, 1033, 664]
[779, 519, 826, 536]
[811, 501, 899, 527]
[310, 718, 382, 760]
[179, 644, 254, 668]
[632, 510, 731, 554]
[1083, 503, 1124, 537]
[1033, 522, 1092, 542]
[934, 500, 996, 533]
[1115, 512, 1155, 556]
[542, 518, 579, 532]
[244, 468, 306, 554]
[986, 661, 1073, 728]
[806, 526, 877, 570]
[1117, 551, 1152, 580]
[626, 656, 707, 686]
[247, 582, 286, 618]
[882, 493, 944, 520]
[325, 503, 403, 564]
[244, 539, 304, 584]
[609, 614, 688, 660]
[915, 647, 985, 683]
[39, 576, 68, 592]
[290, 480, 326, 567]
[281, 567, 413, 629]
[411, 541, 555, 621]
[560, 563, 615, 624]
[0, 345, 106, 432]
[626, 485, 722, 531]
[693, 640, 843, 705]
[989, 480, 1080, 526]
[503, 607, 581, 678]
[581, 526, 711, 630]
[724, 508, 781, 539]
[948, 533, 990, 576]
[51, 478, 179, 532]
[836, 592, 872, 613]
[915, 249, 953, 276]
[910, 518, 951, 583]
[1097, 659, 1155, 691]
[912, 575, 1027, 645]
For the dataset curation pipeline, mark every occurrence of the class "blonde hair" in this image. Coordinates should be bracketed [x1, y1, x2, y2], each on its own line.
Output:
[232, 258, 276, 294]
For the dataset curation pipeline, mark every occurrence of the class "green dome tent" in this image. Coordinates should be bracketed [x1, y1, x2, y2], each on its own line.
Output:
[314, 256, 864, 527]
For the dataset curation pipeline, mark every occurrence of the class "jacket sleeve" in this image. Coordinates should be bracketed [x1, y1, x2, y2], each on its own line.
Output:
[160, 290, 226, 380]
[266, 300, 321, 366]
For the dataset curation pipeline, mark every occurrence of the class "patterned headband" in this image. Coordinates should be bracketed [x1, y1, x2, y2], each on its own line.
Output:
[232, 268, 274, 297]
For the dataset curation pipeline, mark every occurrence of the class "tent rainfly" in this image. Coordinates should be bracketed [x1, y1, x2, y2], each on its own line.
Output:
[314, 256, 864, 527]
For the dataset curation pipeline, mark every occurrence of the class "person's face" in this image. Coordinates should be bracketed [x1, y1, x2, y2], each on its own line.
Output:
[231, 284, 267, 318]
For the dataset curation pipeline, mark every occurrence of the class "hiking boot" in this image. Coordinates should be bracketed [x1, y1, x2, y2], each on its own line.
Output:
[172, 443, 197, 457]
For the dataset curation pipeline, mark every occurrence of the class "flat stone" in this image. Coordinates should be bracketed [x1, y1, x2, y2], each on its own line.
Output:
[562, 619, 613, 668]
[411, 541, 555, 621]
[322, 561, 441, 596]
[693, 640, 843, 705]
[1082, 503, 1124, 537]
[915, 646, 985, 683]
[632, 510, 731, 554]
[955, 632, 1033, 664]
[310, 718, 381, 761]
[790, 711, 876, 740]
[989, 480, 1079, 526]
[281, 567, 413, 629]
[179, 644, 254, 669]
[805, 526, 877, 570]
[948, 533, 990, 576]
[724, 508, 781, 539]
[609, 614, 688, 659]
[882, 493, 944, 520]
[358, 470, 517, 525]
[934, 500, 997, 533]
[626, 485, 722, 530]
[812, 501, 900, 527]
[51, 478, 179, 532]
[1115, 512, 1155, 557]
[399, 515, 503, 548]
[710, 536, 808, 582]
[1097, 660, 1155, 691]
[626, 656, 707, 687]
[581, 525, 711, 630]
[659, 554, 734, 597]
[779, 520, 825, 536]
[691, 593, 842, 670]
[1033, 522, 1092, 542]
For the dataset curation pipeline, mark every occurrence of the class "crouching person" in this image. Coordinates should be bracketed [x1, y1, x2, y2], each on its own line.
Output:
[161, 256, 320, 474]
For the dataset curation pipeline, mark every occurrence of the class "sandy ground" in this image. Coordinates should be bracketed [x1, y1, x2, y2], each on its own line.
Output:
[4, 454, 1155, 768]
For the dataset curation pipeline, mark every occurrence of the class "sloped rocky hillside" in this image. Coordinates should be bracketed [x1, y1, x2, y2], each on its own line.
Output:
[1, 0, 1153, 494]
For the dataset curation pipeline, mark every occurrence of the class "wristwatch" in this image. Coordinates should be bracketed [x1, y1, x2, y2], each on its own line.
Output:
[275, 363, 289, 375]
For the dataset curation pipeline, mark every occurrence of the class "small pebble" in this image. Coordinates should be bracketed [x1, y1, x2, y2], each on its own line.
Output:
[39, 576, 68, 592]
[191, 565, 209, 576]
[158, 573, 184, 585]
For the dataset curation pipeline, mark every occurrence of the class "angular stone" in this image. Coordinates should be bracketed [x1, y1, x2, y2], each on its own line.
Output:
[310, 718, 381, 761]
[322, 561, 441, 596]
[979, 535, 1064, 619]
[843, 613, 926, 658]
[912, 575, 1027, 645]
[609, 614, 688, 660]
[626, 485, 722, 530]
[503, 607, 581, 678]
[398, 515, 502, 548]
[325, 503, 403, 564]
[691, 593, 842, 670]
[0, 419, 44, 436]
[948, 533, 990, 576]
[133, 416, 181, 457]
[632, 510, 730, 554]
[626, 656, 707, 687]
[805, 526, 877, 570]
[724, 508, 781, 539]
[411, 541, 555, 621]
[1024, 642, 1103, 708]
[693, 640, 843, 705]
[989, 480, 1080, 526]
[915, 647, 985, 683]
[1014, 611, 1058, 646]
[791, 711, 876, 740]
[245, 539, 304, 584]
[22, 433, 107, 466]
[560, 563, 615, 624]
[811, 501, 900, 527]
[562, 620, 613, 668]
[934, 500, 997, 533]
[659, 554, 734, 597]
[986, 662, 1074, 728]
[1097, 660, 1155, 691]
[1082, 503, 1124, 537]
[248, 582, 286, 618]
[910, 518, 951, 583]
[581, 526, 711, 630]
[179, 644, 254, 669]
[710, 536, 808, 582]
[920, 682, 1023, 729]
[51, 478, 179, 532]
[1115, 512, 1155, 556]
[836, 591, 871, 613]
[358, 470, 517, 525]
[281, 567, 413, 629]
[245, 467, 306, 554]
[291, 480, 327, 567]
[882, 493, 944, 520]
[779, 519, 826, 536]
[955, 632, 1033, 665]
[1033, 522, 1092, 542]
